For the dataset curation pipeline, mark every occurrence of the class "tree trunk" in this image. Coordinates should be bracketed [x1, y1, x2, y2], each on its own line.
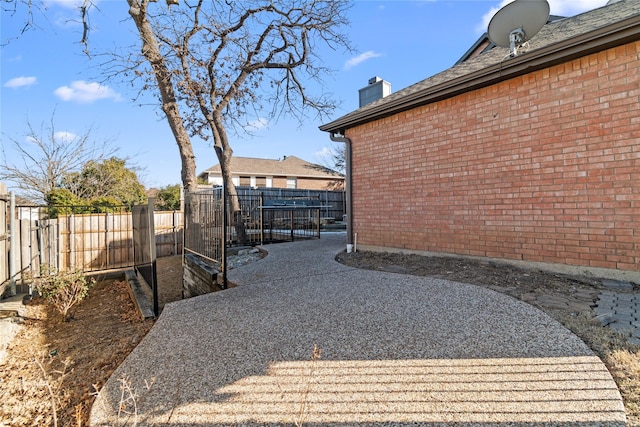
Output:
[212, 115, 247, 244]
[127, 0, 198, 193]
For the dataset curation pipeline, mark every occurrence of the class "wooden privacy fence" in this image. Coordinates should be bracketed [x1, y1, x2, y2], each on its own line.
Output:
[1, 197, 183, 293]
[46, 209, 183, 272]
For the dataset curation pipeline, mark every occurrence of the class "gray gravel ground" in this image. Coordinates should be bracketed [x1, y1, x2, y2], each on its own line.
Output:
[90, 233, 626, 426]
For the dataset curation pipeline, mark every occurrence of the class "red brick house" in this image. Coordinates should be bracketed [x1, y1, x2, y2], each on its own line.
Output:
[321, 1, 640, 282]
[198, 155, 344, 190]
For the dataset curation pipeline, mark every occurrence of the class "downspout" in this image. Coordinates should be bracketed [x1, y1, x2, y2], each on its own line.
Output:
[329, 132, 353, 246]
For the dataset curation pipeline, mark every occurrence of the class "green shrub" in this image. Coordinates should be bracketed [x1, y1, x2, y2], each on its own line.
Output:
[36, 266, 95, 322]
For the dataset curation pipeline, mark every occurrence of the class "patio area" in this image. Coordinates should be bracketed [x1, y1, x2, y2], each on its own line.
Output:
[90, 233, 626, 426]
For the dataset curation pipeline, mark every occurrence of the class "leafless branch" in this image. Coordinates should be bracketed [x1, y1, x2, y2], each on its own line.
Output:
[0, 112, 117, 203]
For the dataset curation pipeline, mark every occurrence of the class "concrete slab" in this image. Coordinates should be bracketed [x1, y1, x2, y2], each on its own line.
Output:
[90, 234, 626, 426]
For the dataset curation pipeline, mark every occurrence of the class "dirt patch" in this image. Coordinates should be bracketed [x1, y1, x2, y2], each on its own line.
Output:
[0, 278, 153, 427]
[336, 250, 640, 425]
[156, 255, 184, 312]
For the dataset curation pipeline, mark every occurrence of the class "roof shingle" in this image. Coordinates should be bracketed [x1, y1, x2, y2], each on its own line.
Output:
[200, 155, 343, 179]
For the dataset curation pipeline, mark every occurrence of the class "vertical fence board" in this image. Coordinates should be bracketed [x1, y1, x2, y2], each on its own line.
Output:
[0, 191, 8, 294]
[19, 220, 31, 277]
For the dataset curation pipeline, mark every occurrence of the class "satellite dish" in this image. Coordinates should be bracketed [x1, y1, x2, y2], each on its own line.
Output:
[488, 0, 550, 57]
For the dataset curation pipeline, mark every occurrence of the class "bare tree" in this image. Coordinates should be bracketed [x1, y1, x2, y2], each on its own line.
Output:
[316, 143, 345, 190]
[4, 0, 352, 237]
[124, 0, 351, 232]
[317, 143, 346, 175]
[0, 114, 116, 203]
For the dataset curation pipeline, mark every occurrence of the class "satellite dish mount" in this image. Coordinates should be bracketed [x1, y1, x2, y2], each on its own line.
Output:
[488, 0, 550, 57]
[509, 28, 525, 56]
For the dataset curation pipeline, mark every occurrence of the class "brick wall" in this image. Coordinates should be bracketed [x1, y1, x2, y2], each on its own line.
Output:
[297, 177, 342, 190]
[271, 176, 341, 190]
[348, 41, 639, 275]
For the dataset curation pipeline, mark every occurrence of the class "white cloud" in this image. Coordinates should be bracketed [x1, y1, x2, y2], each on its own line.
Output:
[247, 117, 269, 131]
[44, 0, 89, 9]
[478, 0, 609, 34]
[314, 146, 334, 158]
[344, 51, 383, 71]
[25, 131, 77, 144]
[54, 131, 78, 143]
[549, 0, 610, 16]
[4, 76, 37, 88]
[54, 80, 122, 103]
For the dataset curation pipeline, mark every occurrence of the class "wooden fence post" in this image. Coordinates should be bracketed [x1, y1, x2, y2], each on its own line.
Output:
[0, 189, 8, 296]
[105, 212, 111, 267]
[69, 214, 75, 270]
[7, 192, 17, 296]
[174, 210, 181, 256]
[19, 220, 30, 281]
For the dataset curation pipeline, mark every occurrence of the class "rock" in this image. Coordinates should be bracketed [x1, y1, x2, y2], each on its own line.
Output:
[591, 313, 614, 326]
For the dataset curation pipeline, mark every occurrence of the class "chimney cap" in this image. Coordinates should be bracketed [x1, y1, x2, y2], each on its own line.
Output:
[368, 76, 382, 85]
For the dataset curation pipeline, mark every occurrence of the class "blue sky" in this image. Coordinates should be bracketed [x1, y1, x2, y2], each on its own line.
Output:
[1, 0, 609, 191]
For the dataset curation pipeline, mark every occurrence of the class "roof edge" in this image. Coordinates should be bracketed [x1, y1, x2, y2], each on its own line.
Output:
[202, 171, 344, 179]
[320, 14, 640, 133]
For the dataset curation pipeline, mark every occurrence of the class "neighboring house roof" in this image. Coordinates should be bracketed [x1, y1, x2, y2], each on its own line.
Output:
[320, 0, 640, 133]
[199, 156, 344, 180]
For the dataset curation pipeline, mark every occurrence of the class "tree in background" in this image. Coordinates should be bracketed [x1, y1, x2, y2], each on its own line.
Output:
[0, 114, 116, 204]
[0, 112, 145, 213]
[324, 143, 346, 176]
[316, 143, 346, 190]
[155, 184, 182, 211]
[62, 157, 147, 207]
[44, 157, 146, 217]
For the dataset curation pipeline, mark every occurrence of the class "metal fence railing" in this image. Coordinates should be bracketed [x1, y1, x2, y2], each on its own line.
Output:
[235, 187, 345, 221]
[256, 196, 321, 244]
[183, 188, 225, 264]
[183, 187, 327, 255]
[232, 191, 323, 245]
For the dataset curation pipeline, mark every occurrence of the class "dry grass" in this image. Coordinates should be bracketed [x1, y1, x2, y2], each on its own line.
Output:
[608, 348, 640, 424]
[0, 255, 217, 427]
[556, 312, 640, 425]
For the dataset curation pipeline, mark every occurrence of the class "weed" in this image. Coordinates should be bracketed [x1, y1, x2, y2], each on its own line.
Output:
[294, 344, 322, 427]
[34, 354, 72, 427]
[92, 376, 155, 427]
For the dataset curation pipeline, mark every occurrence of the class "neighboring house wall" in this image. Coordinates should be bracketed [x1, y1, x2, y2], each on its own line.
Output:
[200, 156, 345, 190]
[207, 174, 339, 190]
[348, 41, 639, 276]
[297, 177, 340, 190]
